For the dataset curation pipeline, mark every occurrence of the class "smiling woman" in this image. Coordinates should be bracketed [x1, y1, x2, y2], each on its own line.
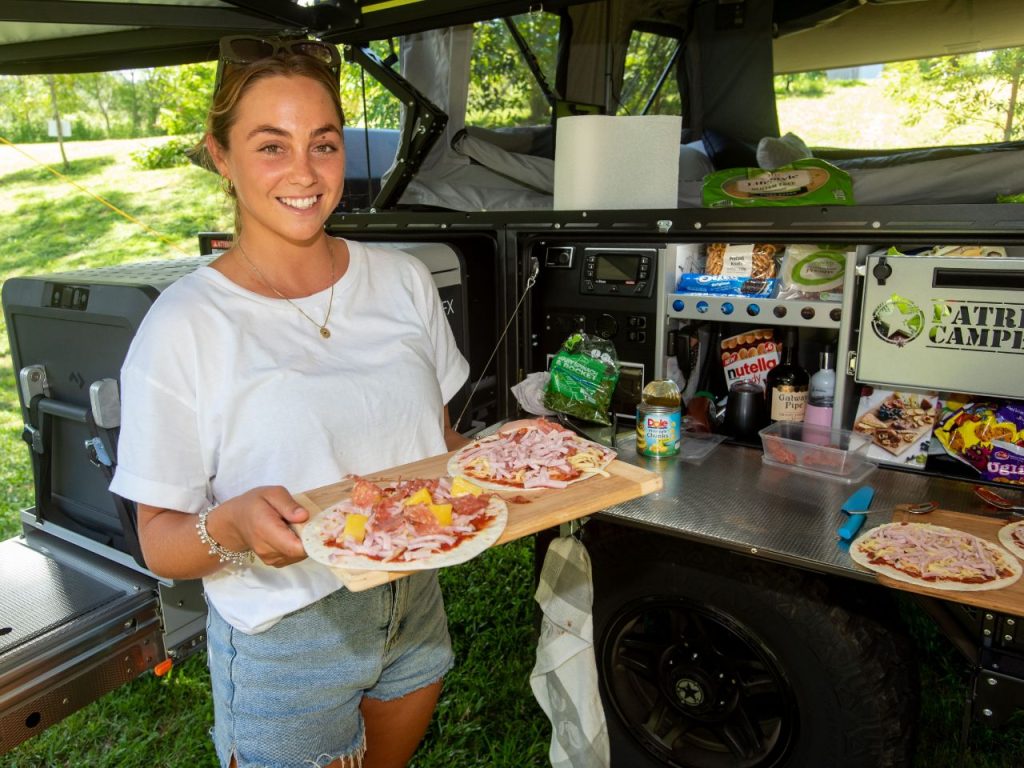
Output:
[105, 38, 471, 768]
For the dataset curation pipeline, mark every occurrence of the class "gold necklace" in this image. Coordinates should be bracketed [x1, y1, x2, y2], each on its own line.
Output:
[236, 238, 335, 339]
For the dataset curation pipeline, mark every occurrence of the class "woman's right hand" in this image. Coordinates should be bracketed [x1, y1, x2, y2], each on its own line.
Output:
[208, 486, 310, 568]
[137, 487, 310, 579]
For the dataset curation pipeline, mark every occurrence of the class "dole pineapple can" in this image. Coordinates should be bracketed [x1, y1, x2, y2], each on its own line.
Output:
[636, 404, 681, 457]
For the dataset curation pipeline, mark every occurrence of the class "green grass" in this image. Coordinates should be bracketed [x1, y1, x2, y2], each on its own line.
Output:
[3, 543, 549, 768]
[2, 138, 1024, 767]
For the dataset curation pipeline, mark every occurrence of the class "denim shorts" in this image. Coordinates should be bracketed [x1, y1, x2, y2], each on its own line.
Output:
[206, 571, 453, 768]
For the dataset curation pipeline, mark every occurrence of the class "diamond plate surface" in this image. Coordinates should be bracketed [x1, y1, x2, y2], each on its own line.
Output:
[0, 539, 121, 655]
[600, 435, 993, 580]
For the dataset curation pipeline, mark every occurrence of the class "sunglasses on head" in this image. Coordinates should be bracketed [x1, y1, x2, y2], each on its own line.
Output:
[214, 35, 342, 92]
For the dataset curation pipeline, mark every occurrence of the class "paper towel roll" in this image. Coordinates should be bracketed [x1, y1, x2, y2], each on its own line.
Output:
[553, 115, 682, 210]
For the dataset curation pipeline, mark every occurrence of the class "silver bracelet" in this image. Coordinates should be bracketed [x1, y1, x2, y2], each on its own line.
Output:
[196, 505, 254, 567]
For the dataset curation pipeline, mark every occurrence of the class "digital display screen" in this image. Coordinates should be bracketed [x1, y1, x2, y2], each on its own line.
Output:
[595, 252, 640, 282]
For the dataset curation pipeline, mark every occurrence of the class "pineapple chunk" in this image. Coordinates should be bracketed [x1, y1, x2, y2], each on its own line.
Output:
[404, 487, 433, 506]
[450, 476, 483, 497]
[428, 503, 453, 526]
[342, 513, 368, 543]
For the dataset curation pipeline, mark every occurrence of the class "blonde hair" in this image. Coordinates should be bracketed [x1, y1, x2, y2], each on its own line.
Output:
[197, 52, 346, 232]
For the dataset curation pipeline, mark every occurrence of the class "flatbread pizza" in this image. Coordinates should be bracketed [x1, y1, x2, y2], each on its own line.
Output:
[447, 418, 617, 491]
[302, 476, 507, 571]
[850, 521, 1022, 592]
[998, 520, 1024, 562]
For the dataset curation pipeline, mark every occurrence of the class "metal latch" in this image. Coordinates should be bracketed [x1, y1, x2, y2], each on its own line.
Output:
[85, 436, 113, 468]
[89, 378, 121, 429]
[872, 255, 892, 285]
[19, 364, 50, 403]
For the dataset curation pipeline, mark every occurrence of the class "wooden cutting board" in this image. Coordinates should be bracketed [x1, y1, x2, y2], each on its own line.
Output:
[293, 450, 662, 592]
[860, 506, 1024, 615]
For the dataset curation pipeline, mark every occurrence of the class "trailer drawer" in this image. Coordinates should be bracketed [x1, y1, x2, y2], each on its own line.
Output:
[0, 538, 162, 753]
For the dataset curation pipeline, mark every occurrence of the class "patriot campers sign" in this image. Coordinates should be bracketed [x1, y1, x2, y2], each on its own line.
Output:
[857, 255, 1024, 400]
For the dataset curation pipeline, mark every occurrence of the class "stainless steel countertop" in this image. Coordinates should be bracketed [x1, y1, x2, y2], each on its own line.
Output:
[599, 433, 1002, 581]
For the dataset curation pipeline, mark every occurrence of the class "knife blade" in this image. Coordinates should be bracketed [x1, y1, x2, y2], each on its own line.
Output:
[841, 486, 875, 514]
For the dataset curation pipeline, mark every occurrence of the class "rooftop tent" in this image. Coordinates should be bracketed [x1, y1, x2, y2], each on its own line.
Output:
[774, 0, 1024, 74]
[0, 0, 589, 75]
[0, 0, 291, 74]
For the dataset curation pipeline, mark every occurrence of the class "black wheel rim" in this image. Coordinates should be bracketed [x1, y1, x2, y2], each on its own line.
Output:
[600, 596, 798, 768]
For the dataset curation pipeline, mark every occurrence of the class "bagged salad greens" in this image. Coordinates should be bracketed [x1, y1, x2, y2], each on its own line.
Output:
[544, 332, 621, 426]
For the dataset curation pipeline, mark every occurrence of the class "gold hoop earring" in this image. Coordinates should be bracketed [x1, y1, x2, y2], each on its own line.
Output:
[224, 178, 235, 195]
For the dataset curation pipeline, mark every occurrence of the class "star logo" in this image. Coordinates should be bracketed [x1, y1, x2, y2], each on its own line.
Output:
[871, 296, 924, 347]
[675, 678, 705, 707]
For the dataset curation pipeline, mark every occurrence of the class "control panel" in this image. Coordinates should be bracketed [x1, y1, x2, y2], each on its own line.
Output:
[580, 247, 655, 297]
[531, 241, 664, 418]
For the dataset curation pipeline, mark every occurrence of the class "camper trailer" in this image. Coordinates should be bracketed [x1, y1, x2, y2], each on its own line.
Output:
[2, 1, 1024, 766]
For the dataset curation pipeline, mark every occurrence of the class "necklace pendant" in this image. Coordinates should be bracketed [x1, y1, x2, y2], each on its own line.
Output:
[320, 327, 331, 339]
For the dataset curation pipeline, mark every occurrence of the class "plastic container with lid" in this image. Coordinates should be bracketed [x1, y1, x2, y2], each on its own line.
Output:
[758, 421, 874, 482]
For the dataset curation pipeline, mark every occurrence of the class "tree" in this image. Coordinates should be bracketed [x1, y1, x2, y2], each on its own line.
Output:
[885, 46, 1024, 143]
[46, 75, 70, 168]
[0, 75, 50, 142]
[466, 14, 558, 127]
[75, 72, 120, 135]
[154, 62, 216, 135]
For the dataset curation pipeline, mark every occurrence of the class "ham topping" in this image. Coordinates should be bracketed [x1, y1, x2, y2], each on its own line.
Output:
[459, 423, 615, 489]
[856, 523, 1015, 583]
[319, 478, 496, 563]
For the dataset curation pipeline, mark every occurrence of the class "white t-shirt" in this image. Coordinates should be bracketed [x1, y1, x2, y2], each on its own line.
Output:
[110, 240, 470, 633]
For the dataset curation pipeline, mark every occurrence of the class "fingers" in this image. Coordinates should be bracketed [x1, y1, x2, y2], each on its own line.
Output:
[261, 486, 310, 524]
[236, 487, 310, 568]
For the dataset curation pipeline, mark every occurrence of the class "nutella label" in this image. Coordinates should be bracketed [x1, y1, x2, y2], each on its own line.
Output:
[721, 329, 780, 391]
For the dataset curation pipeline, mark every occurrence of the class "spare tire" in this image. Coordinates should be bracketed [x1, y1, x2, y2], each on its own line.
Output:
[586, 522, 918, 768]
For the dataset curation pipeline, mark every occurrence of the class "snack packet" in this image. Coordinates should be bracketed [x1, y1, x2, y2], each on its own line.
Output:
[676, 242, 782, 298]
[544, 332, 621, 426]
[934, 400, 1024, 486]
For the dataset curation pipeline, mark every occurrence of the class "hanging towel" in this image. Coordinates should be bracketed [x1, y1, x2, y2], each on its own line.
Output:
[530, 535, 610, 768]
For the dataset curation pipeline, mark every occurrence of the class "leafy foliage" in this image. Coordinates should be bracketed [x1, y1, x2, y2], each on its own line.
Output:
[774, 71, 829, 98]
[467, 14, 558, 127]
[618, 30, 683, 116]
[340, 40, 403, 128]
[130, 135, 200, 170]
[0, 63, 215, 143]
[884, 47, 1024, 142]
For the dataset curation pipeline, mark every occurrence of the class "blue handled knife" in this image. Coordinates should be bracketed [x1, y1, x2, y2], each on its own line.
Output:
[838, 513, 867, 541]
[841, 486, 875, 514]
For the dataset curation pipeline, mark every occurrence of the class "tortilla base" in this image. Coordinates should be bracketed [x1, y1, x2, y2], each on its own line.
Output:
[303, 495, 508, 572]
[447, 428, 615, 492]
[998, 520, 1024, 563]
[850, 522, 1022, 592]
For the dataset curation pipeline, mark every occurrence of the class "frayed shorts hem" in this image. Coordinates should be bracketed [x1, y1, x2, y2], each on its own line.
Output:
[364, 655, 454, 704]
